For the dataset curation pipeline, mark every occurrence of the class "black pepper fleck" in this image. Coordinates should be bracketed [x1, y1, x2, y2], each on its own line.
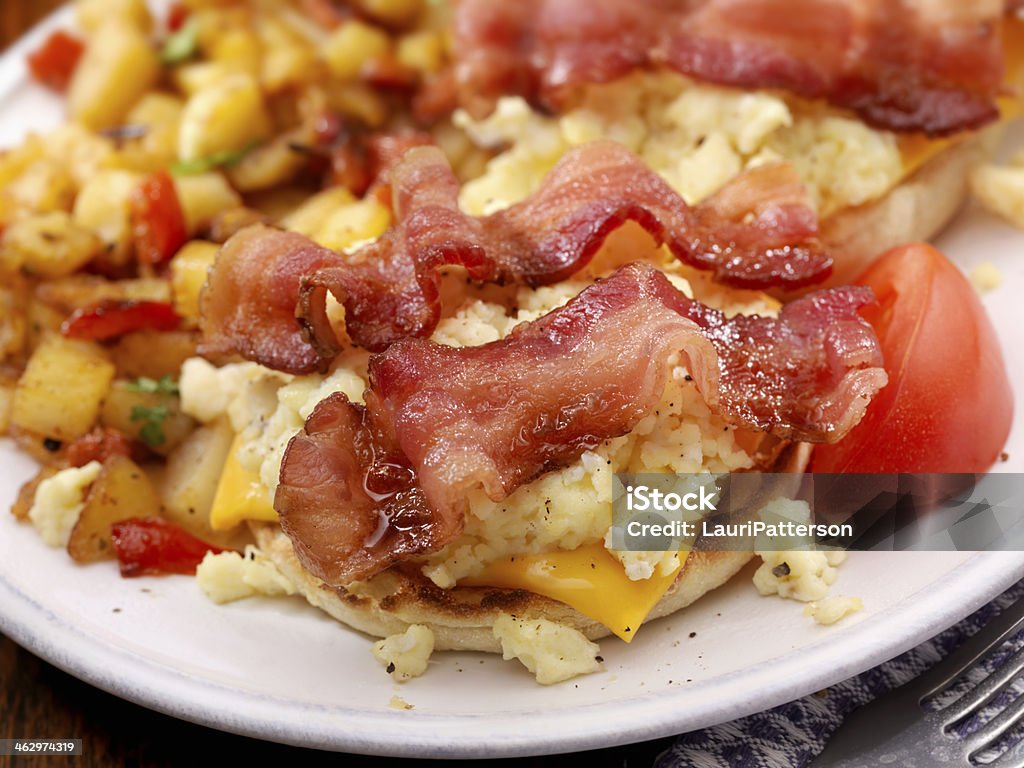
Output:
[386, 662, 396, 674]
[43, 437, 62, 452]
[688, 631, 697, 639]
[595, 655, 604, 663]
[772, 562, 791, 578]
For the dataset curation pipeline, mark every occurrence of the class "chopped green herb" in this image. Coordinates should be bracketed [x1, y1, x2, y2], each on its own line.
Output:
[171, 142, 260, 176]
[160, 17, 200, 66]
[131, 404, 170, 448]
[126, 375, 180, 396]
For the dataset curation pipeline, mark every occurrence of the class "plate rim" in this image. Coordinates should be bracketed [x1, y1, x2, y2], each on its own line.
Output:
[2, 2, 1024, 759]
[3, 549, 1023, 758]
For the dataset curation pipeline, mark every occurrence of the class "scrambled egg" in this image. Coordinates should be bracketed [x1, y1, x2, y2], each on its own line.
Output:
[970, 262, 1004, 294]
[456, 71, 903, 217]
[28, 461, 101, 547]
[182, 260, 763, 591]
[752, 497, 849, 603]
[804, 596, 864, 626]
[971, 152, 1024, 230]
[372, 624, 436, 683]
[492, 614, 601, 685]
[195, 545, 296, 604]
[754, 550, 847, 603]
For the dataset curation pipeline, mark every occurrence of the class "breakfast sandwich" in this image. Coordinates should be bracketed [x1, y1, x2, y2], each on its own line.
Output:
[4, 0, 1017, 686]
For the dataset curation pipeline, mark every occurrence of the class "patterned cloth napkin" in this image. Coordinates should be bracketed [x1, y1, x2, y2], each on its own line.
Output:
[656, 581, 1024, 768]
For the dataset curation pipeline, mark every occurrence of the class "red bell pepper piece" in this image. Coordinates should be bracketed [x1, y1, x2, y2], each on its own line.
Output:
[62, 300, 181, 342]
[111, 518, 227, 577]
[27, 30, 84, 92]
[66, 427, 133, 468]
[166, 3, 190, 32]
[131, 170, 188, 266]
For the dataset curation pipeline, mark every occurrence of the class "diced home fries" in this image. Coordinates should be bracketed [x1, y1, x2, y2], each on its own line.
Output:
[2, 0, 454, 566]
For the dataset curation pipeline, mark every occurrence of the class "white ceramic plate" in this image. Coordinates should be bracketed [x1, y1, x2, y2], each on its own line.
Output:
[2, 4, 1024, 759]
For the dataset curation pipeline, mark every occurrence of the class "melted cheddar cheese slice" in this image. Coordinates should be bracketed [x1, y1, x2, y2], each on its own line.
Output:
[210, 434, 278, 531]
[463, 544, 683, 642]
[899, 16, 1024, 179]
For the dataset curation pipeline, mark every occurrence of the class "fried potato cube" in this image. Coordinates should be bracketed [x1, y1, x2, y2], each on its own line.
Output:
[2, 158, 77, 214]
[397, 30, 443, 74]
[0, 380, 14, 435]
[116, 94, 185, 173]
[173, 173, 244, 236]
[322, 21, 391, 81]
[72, 170, 142, 259]
[11, 466, 59, 521]
[315, 199, 392, 251]
[279, 186, 357, 237]
[12, 337, 115, 441]
[177, 73, 272, 163]
[355, 0, 423, 28]
[75, 0, 152, 34]
[100, 381, 195, 456]
[225, 135, 306, 193]
[1, 212, 103, 279]
[169, 240, 219, 323]
[68, 20, 160, 130]
[160, 417, 241, 547]
[67, 454, 162, 563]
[210, 28, 262, 77]
[111, 330, 198, 380]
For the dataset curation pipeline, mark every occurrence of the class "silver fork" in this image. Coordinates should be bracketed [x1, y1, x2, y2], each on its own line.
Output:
[809, 597, 1024, 768]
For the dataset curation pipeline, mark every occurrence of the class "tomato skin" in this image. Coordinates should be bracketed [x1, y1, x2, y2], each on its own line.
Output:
[111, 518, 226, 577]
[27, 31, 84, 92]
[811, 243, 1013, 473]
[131, 171, 188, 267]
[62, 300, 181, 341]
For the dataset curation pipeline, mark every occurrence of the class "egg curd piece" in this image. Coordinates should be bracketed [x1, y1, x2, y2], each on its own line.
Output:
[455, 71, 905, 218]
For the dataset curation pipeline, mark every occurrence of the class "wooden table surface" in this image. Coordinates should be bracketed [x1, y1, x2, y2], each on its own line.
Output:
[0, 4, 671, 765]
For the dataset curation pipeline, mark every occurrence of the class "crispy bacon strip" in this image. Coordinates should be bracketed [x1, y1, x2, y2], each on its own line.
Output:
[201, 141, 829, 373]
[198, 227, 339, 374]
[276, 263, 885, 585]
[455, 0, 1006, 137]
[301, 142, 828, 356]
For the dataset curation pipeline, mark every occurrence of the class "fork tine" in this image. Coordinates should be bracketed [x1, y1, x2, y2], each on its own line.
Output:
[939, 645, 1024, 726]
[965, 686, 1024, 757]
[989, 735, 1024, 768]
[915, 599, 1024, 701]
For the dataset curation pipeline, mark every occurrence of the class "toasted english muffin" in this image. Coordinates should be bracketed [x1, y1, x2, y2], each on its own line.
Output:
[251, 444, 811, 652]
[821, 131, 1000, 287]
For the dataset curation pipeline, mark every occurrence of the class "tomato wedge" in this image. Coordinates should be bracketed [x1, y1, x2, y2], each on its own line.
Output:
[27, 30, 84, 92]
[111, 518, 227, 577]
[62, 300, 181, 341]
[811, 244, 1013, 473]
[131, 171, 188, 266]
